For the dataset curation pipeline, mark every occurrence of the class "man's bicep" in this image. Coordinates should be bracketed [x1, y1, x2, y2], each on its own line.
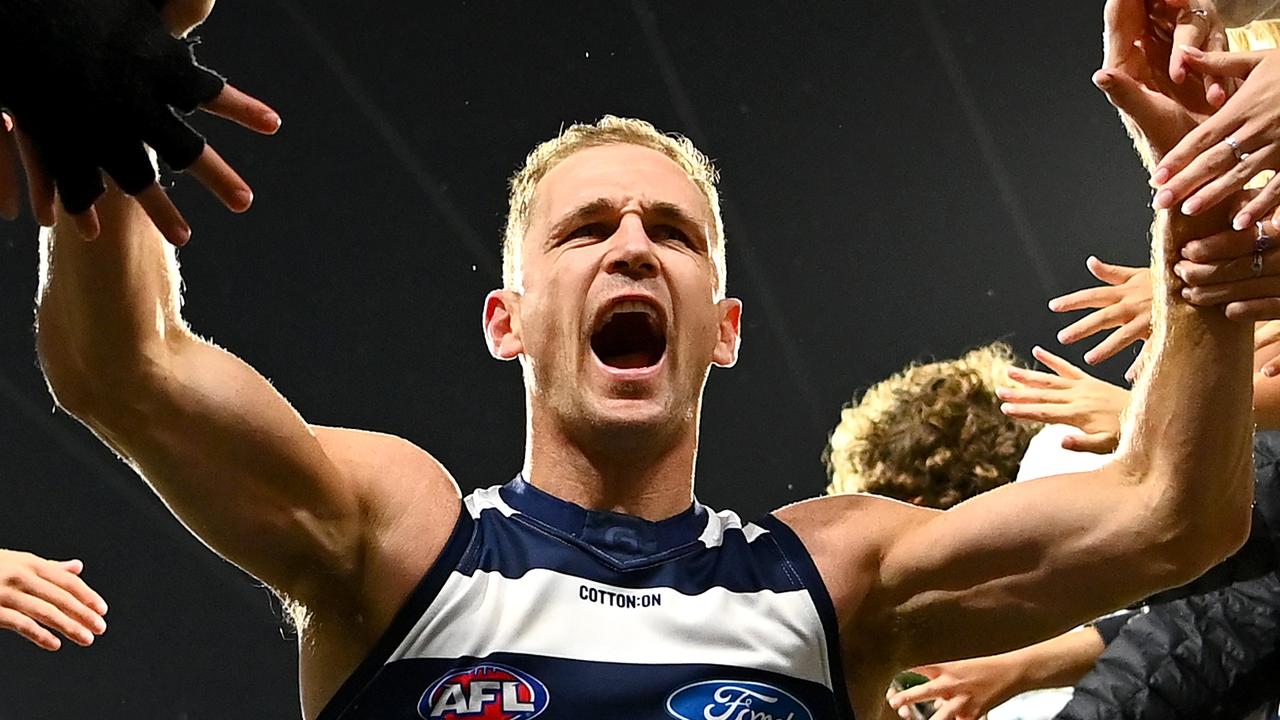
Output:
[871, 467, 1176, 668]
[77, 337, 379, 601]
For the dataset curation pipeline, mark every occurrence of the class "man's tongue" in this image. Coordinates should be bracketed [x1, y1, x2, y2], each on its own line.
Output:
[605, 350, 658, 369]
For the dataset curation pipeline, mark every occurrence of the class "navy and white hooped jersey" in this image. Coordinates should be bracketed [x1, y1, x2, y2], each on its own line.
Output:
[318, 476, 855, 720]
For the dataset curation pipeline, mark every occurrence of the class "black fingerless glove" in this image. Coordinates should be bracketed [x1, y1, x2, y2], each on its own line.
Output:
[0, 0, 226, 213]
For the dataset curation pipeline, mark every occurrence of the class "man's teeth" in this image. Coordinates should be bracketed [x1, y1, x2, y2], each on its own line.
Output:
[605, 300, 658, 322]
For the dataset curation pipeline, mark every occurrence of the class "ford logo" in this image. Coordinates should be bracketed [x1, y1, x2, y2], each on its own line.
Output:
[665, 680, 813, 720]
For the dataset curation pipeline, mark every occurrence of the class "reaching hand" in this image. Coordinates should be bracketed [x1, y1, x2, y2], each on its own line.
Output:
[0, 549, 107, 651]
[1099, 0, 1218, 165]
[0, 0, 280, 246]
[1152, 49, 1280, 228]
[885, 656, 1023, 720]
[1050, 257, 1153, 365]
[1175, 216, 1280, 320]
[1158, 0, 1233, 104]
[1257, 320, 1280, 375]
[998, 346, 1130, 454]
[157, 0, 217, 37]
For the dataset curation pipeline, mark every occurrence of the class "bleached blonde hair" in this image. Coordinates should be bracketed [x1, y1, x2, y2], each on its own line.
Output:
[503, 116, 726, 293]
[824, 342, 1043, 509]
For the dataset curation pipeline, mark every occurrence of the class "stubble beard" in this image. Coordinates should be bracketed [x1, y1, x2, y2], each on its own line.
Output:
[533, 359, 696, 464]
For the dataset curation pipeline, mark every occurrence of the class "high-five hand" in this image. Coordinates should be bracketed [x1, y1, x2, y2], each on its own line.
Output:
[0, 0, 280, 245]
[0, 550, 108, 651]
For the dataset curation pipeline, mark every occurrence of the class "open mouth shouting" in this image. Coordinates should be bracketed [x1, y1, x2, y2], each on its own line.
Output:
[589, 297, 668, 374]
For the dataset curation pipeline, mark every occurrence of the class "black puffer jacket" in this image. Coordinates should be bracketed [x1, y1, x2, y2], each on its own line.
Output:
[1058, 573, 1280, 719]
[1054, 432, 1280, 720]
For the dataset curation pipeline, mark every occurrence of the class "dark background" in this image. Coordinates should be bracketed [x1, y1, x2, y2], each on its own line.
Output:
[0, 2, 1154, 718]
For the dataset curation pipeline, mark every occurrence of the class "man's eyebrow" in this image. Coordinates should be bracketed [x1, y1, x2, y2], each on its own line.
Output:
[544, 198, 710, 246]
[647, 202, 709, 246]
[647, 202, 706, 229]
[546, 198, 619, 242]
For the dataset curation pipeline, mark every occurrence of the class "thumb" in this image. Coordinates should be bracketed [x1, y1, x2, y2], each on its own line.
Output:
[1093, 69, 1165, 130]
[1181, 48, 1268, 79]
[1087, 256, 1141, 284]
[1254, 320, 1280, 350]
[888, 679, 948, 710]
[1062, 431, 1119, 454]
[59, 559, 84, 574]
[1263, 355, 1280, 378]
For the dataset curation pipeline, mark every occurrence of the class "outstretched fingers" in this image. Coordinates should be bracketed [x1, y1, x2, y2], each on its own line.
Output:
[45, 560, 107, 616]
[0, 607, 61, 651]
[996, 385, 1065, 405]
[1062, 431, 1120, 454]
[1093, 67, 1179, 145]
[1055, 303, 1137, 348]
[1032, 345, 1086, 378]
[1049, 285, 1120, 314]
[1181, 226, 1256, 263]
[1087, 255, 1144, 284]
[135, 184, 191, 246]
[1225, 298, 1280, 323]
[1169, 18, 1211, 85]
[202, 84, 281, 136]
[1085, 316, 1152, 364]
[1005, 366, 1071, 390]
[1256, 320, 1280, 351]
[1235, 173, 1280, 231]
[1181, 47, 1269, 81]
[1174, 141, 1270, 217]
[1, 587, 95, 647]
[1177, 248, 1280, 286]
[186, 145, 252, 213]
[1260, 322, 1280, 376]
[13, 125, 55, 227]
[0, 114, 19, 221]
[887, 676, 947, 712]
[927, 697, 967, 720]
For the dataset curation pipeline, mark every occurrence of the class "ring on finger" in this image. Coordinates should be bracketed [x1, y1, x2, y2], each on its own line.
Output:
[1255, 222, 1273, 276]
[1225, 136, 1251, 163]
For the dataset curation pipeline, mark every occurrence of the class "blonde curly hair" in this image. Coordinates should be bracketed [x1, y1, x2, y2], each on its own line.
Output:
[824, 342, 1043, 509]
[503, 116, 726, 294]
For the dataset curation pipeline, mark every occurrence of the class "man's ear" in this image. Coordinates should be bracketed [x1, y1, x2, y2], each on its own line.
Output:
[711, 297, 743, 368]
[483, 290, 523, 361]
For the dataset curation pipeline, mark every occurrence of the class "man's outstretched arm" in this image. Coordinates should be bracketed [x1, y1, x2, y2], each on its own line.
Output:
[35, 180, 460, 615]
[787, 205, 1254, 672]
[781, 2, 1254, 694]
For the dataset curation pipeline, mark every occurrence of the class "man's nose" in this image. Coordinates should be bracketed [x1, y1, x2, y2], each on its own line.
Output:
[605, 215, 659, 280]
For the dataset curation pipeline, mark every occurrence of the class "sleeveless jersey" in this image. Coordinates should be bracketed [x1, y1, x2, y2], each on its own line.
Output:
[317, 476, 855, 720]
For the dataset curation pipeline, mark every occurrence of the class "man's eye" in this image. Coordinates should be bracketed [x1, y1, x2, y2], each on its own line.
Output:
[566, 223, 608, 241]
[652, 225, 692, 245]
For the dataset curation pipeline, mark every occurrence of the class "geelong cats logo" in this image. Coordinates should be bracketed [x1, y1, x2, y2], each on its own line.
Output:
[665, 680, 814, 720]
[418, 663, 549, 720]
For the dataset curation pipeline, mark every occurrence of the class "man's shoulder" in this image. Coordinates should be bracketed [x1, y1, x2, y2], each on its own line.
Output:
[771, 494, 934, 614]
[305, 426, 463, 613]
[772, 493, 934, 552]
[310, 425, 461, 510]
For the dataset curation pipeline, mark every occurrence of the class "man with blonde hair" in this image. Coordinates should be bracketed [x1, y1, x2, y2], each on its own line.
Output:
[14, 2, 1275, 720]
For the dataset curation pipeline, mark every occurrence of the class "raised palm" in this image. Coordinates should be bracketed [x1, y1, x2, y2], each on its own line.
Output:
[159, 0, 216, 37]
[1101, 0, 1217, 161]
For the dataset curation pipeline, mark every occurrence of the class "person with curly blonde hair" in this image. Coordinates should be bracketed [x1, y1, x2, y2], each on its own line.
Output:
[825, 342, 1042, 509]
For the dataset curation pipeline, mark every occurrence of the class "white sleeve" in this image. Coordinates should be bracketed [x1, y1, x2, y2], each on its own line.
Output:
[1015, 424, 1114, 483]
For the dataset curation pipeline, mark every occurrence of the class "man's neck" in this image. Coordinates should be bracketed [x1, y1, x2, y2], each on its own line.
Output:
[522, 412, 698, 522]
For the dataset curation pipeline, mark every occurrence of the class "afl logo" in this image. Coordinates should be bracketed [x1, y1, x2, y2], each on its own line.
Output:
[665, 680, 813, 720]
[418, 663, 550, 720]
